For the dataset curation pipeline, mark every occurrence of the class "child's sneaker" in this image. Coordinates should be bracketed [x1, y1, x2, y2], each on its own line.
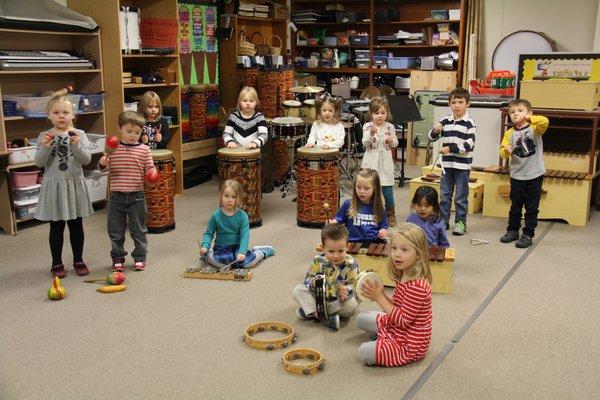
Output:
[324, 314, 340, 331]
[51, 264, 67, 278]
[500, 230, 519, 243]
[452, 220, 467, 236]
[515, 234, 532, 248]
[73, 261, 90, 276]
[134, 261, 147, 271]
[112, 260, 125, 272]
[254, 245, 275, 258]
[296, 307, 312, 321]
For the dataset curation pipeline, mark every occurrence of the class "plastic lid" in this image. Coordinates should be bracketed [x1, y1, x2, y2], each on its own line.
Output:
[12, 183, 41, 191]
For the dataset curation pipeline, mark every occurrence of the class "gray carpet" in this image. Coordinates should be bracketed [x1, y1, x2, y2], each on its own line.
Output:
[1, 168, 598, 400]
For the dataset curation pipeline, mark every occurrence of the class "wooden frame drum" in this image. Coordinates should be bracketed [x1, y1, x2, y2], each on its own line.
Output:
[295, 146, 339, 227]
[146, 149, 175, 233]
[217, 148, 262, 227]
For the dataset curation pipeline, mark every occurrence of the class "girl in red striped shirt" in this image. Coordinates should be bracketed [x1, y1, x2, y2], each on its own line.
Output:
[357, 222, 432, 367]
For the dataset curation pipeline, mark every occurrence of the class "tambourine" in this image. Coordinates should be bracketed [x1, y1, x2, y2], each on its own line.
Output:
[282, 348, 325, 375]
[356, 270, 382, 302]
[243, 321, 297, 350]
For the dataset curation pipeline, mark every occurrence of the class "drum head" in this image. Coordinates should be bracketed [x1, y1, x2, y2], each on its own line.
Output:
[151, 149, 174, 161]
[218, 147, 261, 159]
[492, 30, 557, 75]
[271, 116, 305, 126]
[303, 99, 316, 106]
[296, 146, 339, 158]
[283, 100, 301, 107]
[356, 271, 382, 302]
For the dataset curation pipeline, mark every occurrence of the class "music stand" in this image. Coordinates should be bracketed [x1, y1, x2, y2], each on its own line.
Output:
[388, 95, 423, 187]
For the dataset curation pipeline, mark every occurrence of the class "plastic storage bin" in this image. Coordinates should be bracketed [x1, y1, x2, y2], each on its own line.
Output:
[84, 170, 108, 203]
[356, 59, 370, 69]
[8, 146, 36, 165]
[14, 199, 38, 220]
[349, 36, 369, 45]
[12, 184, 41, 202]
[78, 93, 105, 113]
[355, 50, 370, 60]
[431, 10, 449, 20]
[324, 37, 337, 46]
[387, 57, 416, 69]
[373, 56, 388, 67]
[3, 94, 81, 118]
[2, 100, 17, 117]
[11, 170, 40, 187]
[84, 134, 106, 154]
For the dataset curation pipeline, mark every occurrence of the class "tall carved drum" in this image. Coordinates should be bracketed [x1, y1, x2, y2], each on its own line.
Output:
[295, 146, 339, 227]
[146, 149, 176, 233]
[217, 147, 262, 227]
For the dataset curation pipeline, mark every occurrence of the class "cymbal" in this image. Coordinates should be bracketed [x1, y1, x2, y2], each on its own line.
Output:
[289, 85, 325, 93]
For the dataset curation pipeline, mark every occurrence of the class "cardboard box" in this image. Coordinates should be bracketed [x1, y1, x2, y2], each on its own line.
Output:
[520, 80, 600, 111]
[270, 3, 289, 19]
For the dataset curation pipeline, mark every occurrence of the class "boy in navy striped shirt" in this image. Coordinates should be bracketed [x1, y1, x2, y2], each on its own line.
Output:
[428, 87, 476, 236]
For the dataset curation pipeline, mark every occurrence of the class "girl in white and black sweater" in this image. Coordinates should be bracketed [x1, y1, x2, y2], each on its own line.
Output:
[223, 87, 268, 149]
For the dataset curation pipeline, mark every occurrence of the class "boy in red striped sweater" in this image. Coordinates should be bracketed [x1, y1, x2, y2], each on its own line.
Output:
[99, 111, 157, 272]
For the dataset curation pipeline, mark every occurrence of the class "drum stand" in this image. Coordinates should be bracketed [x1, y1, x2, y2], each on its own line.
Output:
[281, 137, 302, 198]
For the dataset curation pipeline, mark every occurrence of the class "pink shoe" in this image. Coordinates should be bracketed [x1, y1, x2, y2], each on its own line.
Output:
[112, 261, 125, 272]
[134, 261, 146, 271]
[73, 261, 90, 276]
[51, 264, 67, 278]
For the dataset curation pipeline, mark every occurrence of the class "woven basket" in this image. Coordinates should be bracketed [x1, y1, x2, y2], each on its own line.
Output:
[267, 35, 282, 55]
[250, 32, 269, 56]
[237, 29, 256, 56]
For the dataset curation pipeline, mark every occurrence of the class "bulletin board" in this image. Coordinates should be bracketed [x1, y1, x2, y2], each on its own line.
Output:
[178, 2, 219, 85]
[517, 52, 600, 97]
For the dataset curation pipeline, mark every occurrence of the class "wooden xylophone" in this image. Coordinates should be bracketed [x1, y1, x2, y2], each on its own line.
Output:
[484, 165, 589, 180]
[183, 266, 253, 281]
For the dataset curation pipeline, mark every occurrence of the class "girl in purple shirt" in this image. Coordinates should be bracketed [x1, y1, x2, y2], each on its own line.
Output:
[406, 186, 449, 248]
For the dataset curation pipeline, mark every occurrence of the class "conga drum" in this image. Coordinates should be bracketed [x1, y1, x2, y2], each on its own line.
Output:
[295, 146, 339, 227]
[302, 99, 317, 120]
[282, 100, 302, 117]
[146, 149, 176, 233]
[217, 148, 262, 227]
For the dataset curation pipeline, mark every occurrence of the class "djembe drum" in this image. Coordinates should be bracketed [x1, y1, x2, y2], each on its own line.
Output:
[295, 146, 339, 227]
[217, 147, 262, 227]
[146, 149, 175, 233]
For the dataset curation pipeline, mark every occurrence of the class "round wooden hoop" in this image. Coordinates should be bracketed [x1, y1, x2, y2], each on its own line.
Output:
[282, 348, 325, 375]
[243, 321, 297, 350]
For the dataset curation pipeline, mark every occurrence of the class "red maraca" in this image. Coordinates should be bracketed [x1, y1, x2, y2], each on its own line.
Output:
[106, 136, 119, 150]
[145, 169, 160, 183]
[84, 272, 126, 285]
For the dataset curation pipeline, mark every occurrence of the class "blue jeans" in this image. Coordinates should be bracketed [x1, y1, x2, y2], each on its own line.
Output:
[381, 185, 394, 208]
[440, 168, 469, 224]
[206, 244, 263, 269]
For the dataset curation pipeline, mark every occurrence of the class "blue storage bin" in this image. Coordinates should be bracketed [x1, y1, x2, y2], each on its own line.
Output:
[349, 36, 369, 46]
[387, 57, 416, 69]
[355, 50, 370, 60]
[2, 100, 17, 117]
[373, 56, 388, 67]
[78, 93, 104, 113]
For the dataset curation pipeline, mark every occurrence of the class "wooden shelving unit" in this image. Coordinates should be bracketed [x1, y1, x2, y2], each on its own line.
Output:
[69, 0, 184, 195]
[0, 28, 106, 235]
[218, 1, 288, 111]
[291, 0, 467, 86]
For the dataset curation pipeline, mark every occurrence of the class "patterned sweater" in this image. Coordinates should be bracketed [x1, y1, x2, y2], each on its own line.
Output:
[302, 254, 359, 302]
[223, 110, 268, 148]
[376, 278, 432, 367]
[428, 113, 476, 170]
[103, 142, 156, 192]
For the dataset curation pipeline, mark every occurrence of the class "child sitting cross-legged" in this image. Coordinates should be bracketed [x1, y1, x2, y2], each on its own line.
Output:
[292, 224, 359, 331]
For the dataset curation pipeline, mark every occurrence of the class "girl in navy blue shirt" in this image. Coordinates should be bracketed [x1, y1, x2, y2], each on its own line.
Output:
[406, 186, 449, 247]
[330, 168, 388, 243]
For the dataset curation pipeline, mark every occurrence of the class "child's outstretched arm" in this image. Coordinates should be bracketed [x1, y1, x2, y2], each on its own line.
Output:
[530, 115, 549, 135]
[499, 129, 513, 159]
[305, 122, 318, 147]
[362, 123, 377, 149]
[199, 214, 218, 254]
[361, 279, 393, 312]
[428, 121, 444, 142]
[302, 256, 323, 287]
[223, 114, 237, 148]
[252, 114, 268, 148]
[237, 212, 250, 256]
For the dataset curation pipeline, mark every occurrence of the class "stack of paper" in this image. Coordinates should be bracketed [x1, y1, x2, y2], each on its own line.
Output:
[293, 9, 321, 23]
[449, 9, 461, 21]
[254, 4, 269, 18]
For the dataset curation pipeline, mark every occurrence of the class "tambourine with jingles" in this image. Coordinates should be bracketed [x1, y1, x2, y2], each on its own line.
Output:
[311, 275, 328, 322]
[282, 348, 325, 375]
[356, 270, 382, 302]
[243, 321, 297, 350]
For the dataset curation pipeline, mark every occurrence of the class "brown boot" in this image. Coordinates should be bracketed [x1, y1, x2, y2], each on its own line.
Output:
[386, 206, 397, 227]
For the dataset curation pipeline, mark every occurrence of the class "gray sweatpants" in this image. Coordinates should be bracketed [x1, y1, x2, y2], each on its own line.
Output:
[356, 311, 382, 365]
[292, 284, 358, 318]
[107, 191, 148, 262]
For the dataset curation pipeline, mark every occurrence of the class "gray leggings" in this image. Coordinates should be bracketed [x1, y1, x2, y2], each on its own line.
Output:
[356, 311, 382, 365]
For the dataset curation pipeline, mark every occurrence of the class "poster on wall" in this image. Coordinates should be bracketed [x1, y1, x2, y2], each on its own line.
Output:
[178, 2, 219, 85]
[517, 52, 600, 96]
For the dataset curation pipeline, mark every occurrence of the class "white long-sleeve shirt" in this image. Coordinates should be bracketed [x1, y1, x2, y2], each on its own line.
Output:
[306, 120, 345, 149]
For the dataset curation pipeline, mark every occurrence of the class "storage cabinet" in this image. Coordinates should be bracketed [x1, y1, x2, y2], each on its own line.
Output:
[69, 0, 184, 195]
[291, 0, 466, 89]
[0, 28, 106, 235]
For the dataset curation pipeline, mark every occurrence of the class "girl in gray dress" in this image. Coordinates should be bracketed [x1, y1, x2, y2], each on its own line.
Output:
[34, 95, 94, 278]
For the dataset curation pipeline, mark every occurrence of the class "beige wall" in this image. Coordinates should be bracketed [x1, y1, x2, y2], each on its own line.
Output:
[479, 0, 600, 77]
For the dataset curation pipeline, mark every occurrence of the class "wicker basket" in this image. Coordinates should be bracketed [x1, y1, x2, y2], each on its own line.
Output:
[267, 35, 282, 55]
[237, 29, 256, 56]
[250, 32, 269, 56]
